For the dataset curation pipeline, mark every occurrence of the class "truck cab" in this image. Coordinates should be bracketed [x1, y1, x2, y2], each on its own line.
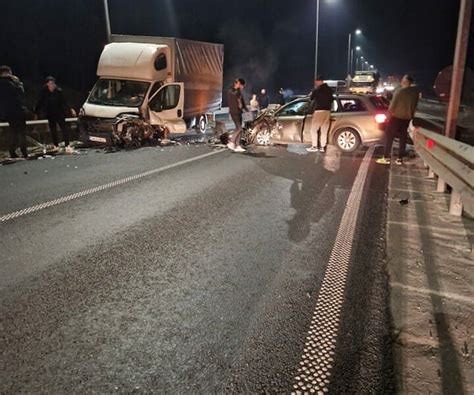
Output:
[79, 35, 223, 146]
[80, 41, 185, 144]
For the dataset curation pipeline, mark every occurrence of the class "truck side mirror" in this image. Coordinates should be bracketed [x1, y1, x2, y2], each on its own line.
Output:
[151, 101, 163, 112]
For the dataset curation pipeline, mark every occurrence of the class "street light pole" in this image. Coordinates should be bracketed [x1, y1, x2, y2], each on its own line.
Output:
[347, 33, 352, 76]
[350, 48, 354, 75]
[445, 0, 472, 139]
[314, 0, 320, 79]
[103, 0, 111, 43]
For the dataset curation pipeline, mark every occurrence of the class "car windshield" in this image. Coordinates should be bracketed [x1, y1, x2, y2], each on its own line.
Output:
[277, 100, 309, 116]
[88, 79, 150, 107]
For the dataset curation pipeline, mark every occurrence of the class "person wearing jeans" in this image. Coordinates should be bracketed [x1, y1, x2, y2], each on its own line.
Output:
[227, 78, 248, 153]
[306, 75, 333, 153]
[377, 74, 419, 165]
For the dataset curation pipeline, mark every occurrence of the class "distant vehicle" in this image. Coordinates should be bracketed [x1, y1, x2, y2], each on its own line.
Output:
[350, 71, 380, 94]
[79, 35, 224, 146]
[242, 94, 389, 152]
[325, 80, 348, 93]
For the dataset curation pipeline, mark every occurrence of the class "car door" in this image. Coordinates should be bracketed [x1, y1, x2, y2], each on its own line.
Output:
[302, 99, 340, 143]
[272, 100, 309, 144]
[148, 83, 186, 133]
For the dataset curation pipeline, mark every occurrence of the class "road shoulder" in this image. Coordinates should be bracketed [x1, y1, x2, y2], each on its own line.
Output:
[387, 155, 474, 393]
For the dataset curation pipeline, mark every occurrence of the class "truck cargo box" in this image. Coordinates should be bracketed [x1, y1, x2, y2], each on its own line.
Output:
[110, 35, 224, 118]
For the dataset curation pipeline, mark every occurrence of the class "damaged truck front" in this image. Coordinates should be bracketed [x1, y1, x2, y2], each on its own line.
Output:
[79, 35, 224, 147]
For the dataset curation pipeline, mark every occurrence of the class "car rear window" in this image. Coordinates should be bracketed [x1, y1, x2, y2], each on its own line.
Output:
[369, 96, 390, 110]
[339, 99, 367, 112]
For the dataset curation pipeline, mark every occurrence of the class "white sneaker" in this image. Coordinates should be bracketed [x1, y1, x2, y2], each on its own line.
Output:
[65, 146, 74, 154]
[227, 142, 236, 151]
[306, 146, 319, 153]
[234, 145, 246, 153]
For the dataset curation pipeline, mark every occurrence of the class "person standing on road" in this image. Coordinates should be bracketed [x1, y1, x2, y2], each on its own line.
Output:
[276, 88, 285, 106]
[0, 65, 28, 159]
[376, 74, 419, 165]
[250, 93, 259, 112]
[306, 75, 333, 153]
[35, 76, 76, 154]
[258, 88, 269, 109]
[227, 78, 248, 153]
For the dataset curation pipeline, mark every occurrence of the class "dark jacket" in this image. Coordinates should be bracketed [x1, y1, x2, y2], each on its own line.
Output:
[257, 93, 269, 109]
[228, 87, 248, 115]
[0, 75, 26, 121]
[35, 86, 68, 119]
[276, 92, 285, 105]
[309, 83, 333, 113]
[389, 86, 419, 120]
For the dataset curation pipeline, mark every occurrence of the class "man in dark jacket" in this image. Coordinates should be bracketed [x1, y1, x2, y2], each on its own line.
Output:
[276, 88, 285, 105]
[35, 76, 75, 153]
[227, 78, 248, 153]
[376, 74, 419, 165]
[306, 75, 333, 153]
[0, 65, 28, 159]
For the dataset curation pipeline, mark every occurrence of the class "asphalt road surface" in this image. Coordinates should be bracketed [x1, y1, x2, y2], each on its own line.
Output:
[0, 143, 394, 393]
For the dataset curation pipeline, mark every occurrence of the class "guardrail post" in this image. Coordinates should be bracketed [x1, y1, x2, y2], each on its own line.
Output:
[428, 167, 435, 178]
[436, 177, 447, 193]
[449, 190, 463, 216]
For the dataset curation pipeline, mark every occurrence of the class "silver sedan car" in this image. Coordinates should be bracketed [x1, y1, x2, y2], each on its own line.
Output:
[244, 94, 389, 152]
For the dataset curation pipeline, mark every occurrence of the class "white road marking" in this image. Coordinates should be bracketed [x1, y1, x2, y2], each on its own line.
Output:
[292, 146, 375, 394]
[0, 149, 225, 223]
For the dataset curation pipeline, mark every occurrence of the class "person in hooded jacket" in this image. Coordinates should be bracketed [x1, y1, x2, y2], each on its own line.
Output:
[0, 65, 28, 159]
[35, 76, 76, 153]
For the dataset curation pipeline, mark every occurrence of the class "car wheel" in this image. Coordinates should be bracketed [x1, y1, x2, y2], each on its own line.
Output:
[335, 128, 361, 152]
[252, 120, 272, 146]
[254, 128, 272, 146]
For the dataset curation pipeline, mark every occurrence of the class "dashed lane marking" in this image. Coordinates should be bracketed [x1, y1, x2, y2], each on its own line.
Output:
[0, 149, 225, 223]
[292, 145, 375, 394]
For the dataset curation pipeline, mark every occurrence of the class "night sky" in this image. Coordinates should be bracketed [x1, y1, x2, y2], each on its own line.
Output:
[1, 0, 471, 106]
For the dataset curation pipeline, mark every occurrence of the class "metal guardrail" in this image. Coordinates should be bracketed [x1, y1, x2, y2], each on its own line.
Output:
[413, 127, 474, 217]
[0, 118, 78, 128]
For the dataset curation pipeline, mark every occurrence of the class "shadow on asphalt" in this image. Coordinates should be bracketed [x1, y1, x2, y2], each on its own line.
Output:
[249, 145, 367, 243]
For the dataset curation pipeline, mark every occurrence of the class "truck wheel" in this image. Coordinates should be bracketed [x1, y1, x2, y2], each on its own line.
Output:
[198, 115, 208, 133]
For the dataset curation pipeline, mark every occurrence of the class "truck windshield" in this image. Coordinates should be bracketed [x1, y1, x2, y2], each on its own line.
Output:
[88, 79, 150, 107]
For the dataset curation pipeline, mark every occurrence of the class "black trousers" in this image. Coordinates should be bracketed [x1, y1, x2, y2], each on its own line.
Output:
[384, 117, 410, 159]
[48, 117, 70, 146]
[230, 112, 242, 145]
[8, 119, 28, 158]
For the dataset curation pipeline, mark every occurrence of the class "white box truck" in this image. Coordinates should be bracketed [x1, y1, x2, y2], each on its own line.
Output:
[79, 34, 224, 146]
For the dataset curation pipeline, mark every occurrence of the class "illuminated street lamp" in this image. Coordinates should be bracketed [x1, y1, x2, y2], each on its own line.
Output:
[347, 28, 362, 75]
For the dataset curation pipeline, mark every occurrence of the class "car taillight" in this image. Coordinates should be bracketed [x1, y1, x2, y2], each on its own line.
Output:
[375, 113, 387, 124]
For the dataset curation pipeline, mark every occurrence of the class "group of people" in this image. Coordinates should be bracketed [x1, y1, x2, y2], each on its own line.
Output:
[0, 65, 75, 160]
[249, 89, 270, 112]
[227, 73, 419, 164]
